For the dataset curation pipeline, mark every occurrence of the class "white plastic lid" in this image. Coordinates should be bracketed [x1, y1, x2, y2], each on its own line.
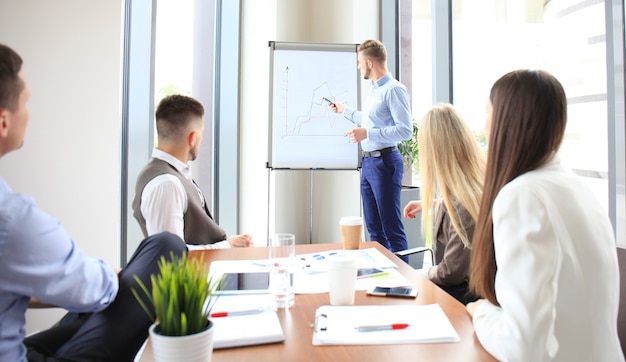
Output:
[339, 216, 363, 226]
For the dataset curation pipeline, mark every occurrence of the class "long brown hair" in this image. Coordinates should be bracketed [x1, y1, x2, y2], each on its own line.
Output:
[469, 70, 567, 305]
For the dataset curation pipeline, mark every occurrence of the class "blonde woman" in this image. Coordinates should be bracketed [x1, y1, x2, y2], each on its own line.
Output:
[403, 104, 485, 304]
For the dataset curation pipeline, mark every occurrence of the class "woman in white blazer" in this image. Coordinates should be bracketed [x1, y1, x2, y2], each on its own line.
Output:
[466, 69, 623, 361]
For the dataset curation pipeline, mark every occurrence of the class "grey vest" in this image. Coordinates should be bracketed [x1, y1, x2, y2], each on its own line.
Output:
[132, 158, 227, 245]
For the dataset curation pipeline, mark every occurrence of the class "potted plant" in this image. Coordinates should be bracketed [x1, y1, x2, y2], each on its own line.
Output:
[398, 122, 419, 186]
[132, 252, 223, 362]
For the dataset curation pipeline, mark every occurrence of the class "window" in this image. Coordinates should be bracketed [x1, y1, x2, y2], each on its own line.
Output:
[452, 0, 608, 212]
[404, 0, 626, 245]
[155, 0, 195, 101]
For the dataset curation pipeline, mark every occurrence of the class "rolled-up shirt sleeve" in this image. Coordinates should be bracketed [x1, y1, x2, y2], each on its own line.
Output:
[343, 106, 362, 126]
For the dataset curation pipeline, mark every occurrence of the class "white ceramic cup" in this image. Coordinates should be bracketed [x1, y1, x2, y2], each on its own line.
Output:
[328, 254, 358, 305]
[339, 216, 363, 250]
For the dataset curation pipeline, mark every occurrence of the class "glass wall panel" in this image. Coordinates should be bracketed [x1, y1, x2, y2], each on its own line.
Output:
[155, 0, 194, 102]
[410, 0, 432, 185]
[452, 0, 608, 211]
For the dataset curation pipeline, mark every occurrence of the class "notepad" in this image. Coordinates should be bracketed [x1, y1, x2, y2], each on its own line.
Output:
[312, 304, 460, 345]
[210, 294, 285, 349]
[212, 310, 285, 349]
[132, 307, 285, 361]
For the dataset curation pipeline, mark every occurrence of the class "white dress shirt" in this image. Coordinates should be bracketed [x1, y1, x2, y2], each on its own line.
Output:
[140, 149, 229, 250]
[472, 155, 623, 361]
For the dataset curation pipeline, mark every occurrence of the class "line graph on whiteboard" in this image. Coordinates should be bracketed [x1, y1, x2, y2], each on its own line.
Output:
[269, 46, 360, 169]
[275, 65, 357, 138]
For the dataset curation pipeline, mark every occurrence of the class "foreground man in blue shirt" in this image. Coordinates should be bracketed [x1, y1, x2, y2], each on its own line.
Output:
[0, 43, 186, 361]
[330, 39, 412, 260]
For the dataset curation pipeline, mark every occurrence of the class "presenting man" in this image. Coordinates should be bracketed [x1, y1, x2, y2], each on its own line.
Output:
[330, 39, 412, 260]
[133, 94, 253, 249]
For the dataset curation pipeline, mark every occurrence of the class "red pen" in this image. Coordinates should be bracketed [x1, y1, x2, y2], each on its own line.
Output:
[210, 309, 264, 318]
[355, 323, 410, 332]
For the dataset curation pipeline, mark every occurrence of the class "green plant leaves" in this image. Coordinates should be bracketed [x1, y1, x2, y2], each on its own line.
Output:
[132, 251, 224, 336]
[398, 122, 419, 167]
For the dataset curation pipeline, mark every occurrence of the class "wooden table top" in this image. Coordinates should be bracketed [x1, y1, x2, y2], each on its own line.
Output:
[139, 242, 496, 361]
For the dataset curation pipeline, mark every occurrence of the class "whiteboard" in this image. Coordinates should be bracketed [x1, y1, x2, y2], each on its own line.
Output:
[268, 42, 361, 169]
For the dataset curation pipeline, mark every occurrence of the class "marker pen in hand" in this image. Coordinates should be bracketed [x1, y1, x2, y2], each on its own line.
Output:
[323, 97, 335, 107]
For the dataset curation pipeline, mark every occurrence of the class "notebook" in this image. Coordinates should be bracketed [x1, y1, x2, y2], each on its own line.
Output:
[212, 310, 285, 349]
[210, 294, 285, 349]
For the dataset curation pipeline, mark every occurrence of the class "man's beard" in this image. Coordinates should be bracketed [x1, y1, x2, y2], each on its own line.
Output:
[362, 67, 371, 80]
[189, 147, 198, 161]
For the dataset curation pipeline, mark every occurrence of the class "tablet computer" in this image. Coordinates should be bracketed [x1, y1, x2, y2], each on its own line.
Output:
[216, 272, 270, 294]
[357, 267, 387, 278]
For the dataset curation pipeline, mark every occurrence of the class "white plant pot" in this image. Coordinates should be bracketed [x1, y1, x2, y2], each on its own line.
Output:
[149, 321, 214, 362]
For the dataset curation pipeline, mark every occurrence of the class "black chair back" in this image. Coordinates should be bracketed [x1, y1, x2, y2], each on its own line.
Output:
[617, 247, 626, 356]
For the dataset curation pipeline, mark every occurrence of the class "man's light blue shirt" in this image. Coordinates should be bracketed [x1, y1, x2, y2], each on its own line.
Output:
[0, 177, 118, 361]
[343, 73, 412, 152]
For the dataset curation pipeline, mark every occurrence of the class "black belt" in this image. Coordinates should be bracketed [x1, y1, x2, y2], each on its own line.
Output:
[362, 146, 397, 158]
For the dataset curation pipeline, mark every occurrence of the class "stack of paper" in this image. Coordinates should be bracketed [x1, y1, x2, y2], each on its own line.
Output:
[312, 304, 460, 345]
[297, 247, 398, 273]
[209, 248, 411, 295]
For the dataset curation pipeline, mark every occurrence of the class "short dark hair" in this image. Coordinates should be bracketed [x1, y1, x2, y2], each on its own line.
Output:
[0, 44, 24, 111]
[358, 39, 387, 64]
[155, 95, 204, 141]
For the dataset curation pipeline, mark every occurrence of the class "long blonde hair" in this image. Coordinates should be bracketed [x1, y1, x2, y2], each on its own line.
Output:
[419, 104, 485, 247]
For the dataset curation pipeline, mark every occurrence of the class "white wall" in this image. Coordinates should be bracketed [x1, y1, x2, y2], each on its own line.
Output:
[0, 0, 124, 334]
[239, 0, 379, 245]
[0, 0, 379, 335]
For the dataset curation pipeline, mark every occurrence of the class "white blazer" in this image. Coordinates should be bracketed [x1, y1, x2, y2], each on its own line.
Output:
[472, 155, 623, 361]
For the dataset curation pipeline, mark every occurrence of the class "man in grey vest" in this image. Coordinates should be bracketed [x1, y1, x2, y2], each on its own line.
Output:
[133, 94, 253, 249]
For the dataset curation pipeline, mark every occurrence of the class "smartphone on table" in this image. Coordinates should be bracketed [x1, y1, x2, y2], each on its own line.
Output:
[366, 286, 418, 298]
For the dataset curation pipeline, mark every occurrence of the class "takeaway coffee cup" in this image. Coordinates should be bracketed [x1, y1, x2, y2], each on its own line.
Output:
[340, 216, 363, 250]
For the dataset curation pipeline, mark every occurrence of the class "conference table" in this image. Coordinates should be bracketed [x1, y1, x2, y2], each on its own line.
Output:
[139, 242, 496, 361]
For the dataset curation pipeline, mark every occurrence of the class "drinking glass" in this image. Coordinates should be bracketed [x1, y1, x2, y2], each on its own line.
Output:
[269, 233, 295, 308]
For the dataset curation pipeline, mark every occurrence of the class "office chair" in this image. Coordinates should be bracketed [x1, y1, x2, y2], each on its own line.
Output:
[617, 247, 626, 357]
[395, 246, 477, 305]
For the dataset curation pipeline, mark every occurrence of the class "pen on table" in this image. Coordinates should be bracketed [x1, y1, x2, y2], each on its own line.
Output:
[354, 323, 410, 332]
[210, 309, 265, 318]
